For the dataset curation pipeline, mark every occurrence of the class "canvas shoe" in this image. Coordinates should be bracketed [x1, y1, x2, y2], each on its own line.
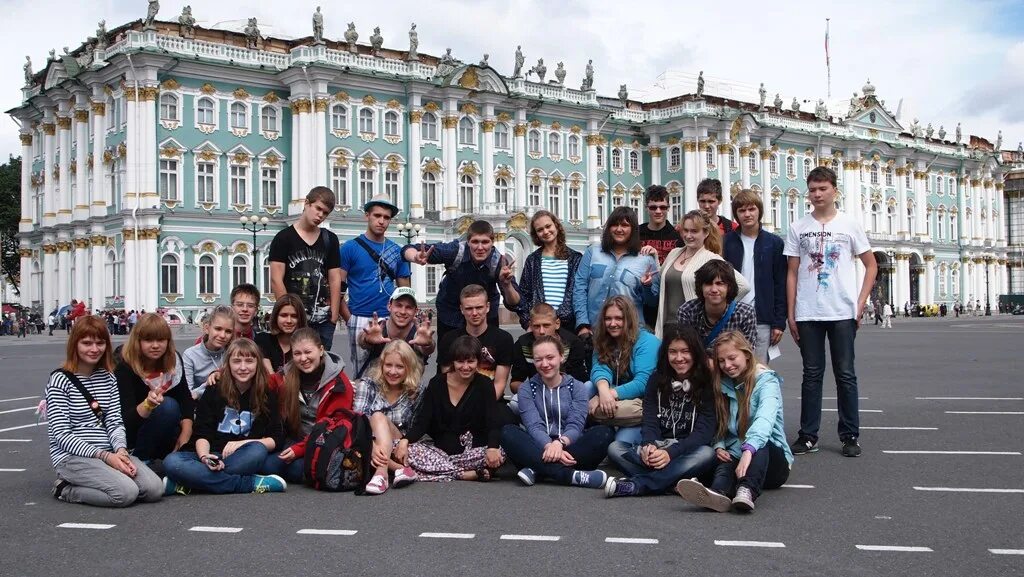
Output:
[252, 474, 287, 493]
[571, 469, 607, 489]
[51, 478, 70, 501]
[162, 476, 190, 496]
[517, 468, 536, 486]
[392, 467, 417, 488]
[604, 477, 639, 498]
[675, 478, 731, 512]
[732, 485, 756, 512]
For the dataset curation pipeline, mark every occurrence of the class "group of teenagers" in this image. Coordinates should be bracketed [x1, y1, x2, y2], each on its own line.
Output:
[44, 165, 877, 515]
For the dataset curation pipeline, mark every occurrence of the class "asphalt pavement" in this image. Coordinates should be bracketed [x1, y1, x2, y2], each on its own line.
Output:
[0, 315, 1022, 577]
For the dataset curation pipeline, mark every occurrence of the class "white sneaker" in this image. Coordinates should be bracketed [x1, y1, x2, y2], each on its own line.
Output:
[675, 478, 731, 512]
[392, 467, 417, 488]
[732, 485, 756, 512]
[364, 474, 389, 495]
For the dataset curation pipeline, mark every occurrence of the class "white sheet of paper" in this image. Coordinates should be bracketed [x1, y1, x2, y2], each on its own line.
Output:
[768, 344, 782, 361]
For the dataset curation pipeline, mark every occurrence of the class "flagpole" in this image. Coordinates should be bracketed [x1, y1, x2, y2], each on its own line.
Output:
[826, 18, 831, 99]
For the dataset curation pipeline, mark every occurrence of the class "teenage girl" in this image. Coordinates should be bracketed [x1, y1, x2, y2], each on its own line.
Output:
[255, 293, 308, 374]
[182, 305, 235, 399]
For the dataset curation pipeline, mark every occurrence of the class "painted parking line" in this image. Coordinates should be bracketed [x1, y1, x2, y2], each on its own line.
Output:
[715, 540, 786, 548]
[883, 450, 1020, 455]
[861, 427, 937, 430]
[58, 523, 115, 530]
[0, 396, 39, 404]
[0, 469, 26, 472]
[606, 537, 659, 544]
[419, 532, 475, 539]
[781, 484, 815, 489]
[0, 406, 36, 415]
[989, 549, 1024, 555]
[945, 411, 1024, 415]
[823, 409, 883, 413]
[913, 486, 1024, 494]
[916, 397, 1022, 401]
[0, 422, 46, 433]
[500, 534, 561, 542]
[0, 439, 32, 442]
[296, 529, 357, 536]
[189, 526, 243, 533]
[856, 545, 932, 552]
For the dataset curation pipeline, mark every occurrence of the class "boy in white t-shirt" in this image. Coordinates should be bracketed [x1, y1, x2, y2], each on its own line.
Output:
[784, 166, 877, 458]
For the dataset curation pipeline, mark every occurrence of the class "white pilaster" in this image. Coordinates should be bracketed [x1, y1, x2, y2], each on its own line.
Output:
[19, 248, 32, 308]
[441, 106, 459, 221]
[57, 114, 72, 224]
[57, 232, 71, 307]
[896, 164, 909, 234]
[481, 105, 496, 213]
[760, 148, 772, 223]
[314, 98, 328, 187]
[996, 184, 1005, 245]
[74, 110, 89, 221]
[42, 120, 56, 227]
[717, 143, 731, 215]
[584, 124, 599, 229]
[914, 164, 927, 238]
[89, 231, 106, 312]
[289, 99, 304, 215]
[90, 98, 108, 217]
[408, 108, 423, 219]
[43, 235, 56, 311]
[739, 144, 751, 191]
[923, 257, 934, 305]
[985, 180, 995, 243]
[19, 133, 33, 231]
[683, 141, 698, 212]
[73, 232, 88, 304]
[649, 136, 661, 187]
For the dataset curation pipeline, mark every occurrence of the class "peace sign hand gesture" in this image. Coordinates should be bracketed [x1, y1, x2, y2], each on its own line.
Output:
[411, 243, 435, 266]
[640, 266, 655, 287]
[362, 312, 391, 345]
[498, 256, 516, 287]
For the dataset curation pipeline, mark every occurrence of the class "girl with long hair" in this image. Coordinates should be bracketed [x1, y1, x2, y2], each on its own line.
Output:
[163, 339, 286, 495]
[182, 305, 236, 399]
[504, 210, 583, 330]
[47, 316, 163, 506]
[675, 331, 792, 513]
[255, 293, 308, 374]
[605, 325, 717, 497]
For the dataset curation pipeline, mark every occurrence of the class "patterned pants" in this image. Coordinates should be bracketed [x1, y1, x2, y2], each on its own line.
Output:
[407, 432, 505, 482]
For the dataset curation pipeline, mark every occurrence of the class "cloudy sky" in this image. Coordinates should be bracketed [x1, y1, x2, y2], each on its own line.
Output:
[2, 0, 1023, 160]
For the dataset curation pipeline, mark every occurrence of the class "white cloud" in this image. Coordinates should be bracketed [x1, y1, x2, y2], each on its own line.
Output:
[2, 0, 1021, 159]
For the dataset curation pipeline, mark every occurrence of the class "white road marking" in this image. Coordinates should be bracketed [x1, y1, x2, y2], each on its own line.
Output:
[856, 545, 932, 552]
[419, 532, 475, 539]
[0, 468, 26, 472]
[916, 397, 1022, 401]
[0, 439, 32, 442]
[606, 537, 659, 544]
[913, 486, 1024, 494]
[989, 549, 1024, 555]
[0, 396, 39, 403]
[861, 427, 937, 430]
[189, 526, 243, 533]
[58, 523, 115, 530]
[823, 409, 883, 413]
[883, 450, 1020, 455]
[297, 529, 358, 536]
[500, 534, 561, 542]
[781, 484, 815, 489]
[715, 540, 786, 548]
[945, 411, 1024, 415]
[0, 422, 46, 433]
[0, 406, 36, 415]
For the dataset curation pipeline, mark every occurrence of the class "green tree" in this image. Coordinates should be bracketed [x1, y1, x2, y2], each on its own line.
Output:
[0, 156, 21, 294]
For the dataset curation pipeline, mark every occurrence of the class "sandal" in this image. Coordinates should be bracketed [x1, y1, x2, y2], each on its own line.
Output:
[364, 474, 389, 495]
[469, 467, 492, 482]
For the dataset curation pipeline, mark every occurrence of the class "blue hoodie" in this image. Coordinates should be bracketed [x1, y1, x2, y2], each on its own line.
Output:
[517, 374, 589, 449]
[715, 368, 794, 464]
[590, 330, 661, 400]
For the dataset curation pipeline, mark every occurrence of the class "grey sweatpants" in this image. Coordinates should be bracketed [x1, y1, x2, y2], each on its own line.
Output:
[55, 455, 163, 507]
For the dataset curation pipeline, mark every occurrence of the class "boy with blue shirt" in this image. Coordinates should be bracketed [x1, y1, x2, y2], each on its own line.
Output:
[340, 193, 411, 375]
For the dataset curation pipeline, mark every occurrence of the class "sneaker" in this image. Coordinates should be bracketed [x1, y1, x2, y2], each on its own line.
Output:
[392, 467, 417, 488]
[842, 438, 862, 457]
[162, 476, 190, 497]
[364, 474, 389, 495]
[675, 478, 731, 512]
[517, 467, 536, 486]
[790, 435, 819, 455]
[604, 477, 638, 498]
[51, 478, 69, 501]
[732, 485, 756, 512]
[571, 469, 608, 489]
[252, 474, 287, 494]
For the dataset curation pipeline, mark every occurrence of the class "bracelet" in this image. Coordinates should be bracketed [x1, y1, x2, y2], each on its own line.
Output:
[142, 399, 158, 411]
[96, 450, 111, 461]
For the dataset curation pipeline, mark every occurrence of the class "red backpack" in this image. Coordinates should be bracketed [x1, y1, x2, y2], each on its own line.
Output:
[303, 407, 373, 493]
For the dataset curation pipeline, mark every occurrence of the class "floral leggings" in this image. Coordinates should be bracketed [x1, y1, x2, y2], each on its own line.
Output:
[407, 432, 505, 482]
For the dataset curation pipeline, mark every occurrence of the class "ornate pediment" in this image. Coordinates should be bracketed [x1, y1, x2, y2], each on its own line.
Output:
[849, 104, 903, 133]
[442, 65, 509, 96]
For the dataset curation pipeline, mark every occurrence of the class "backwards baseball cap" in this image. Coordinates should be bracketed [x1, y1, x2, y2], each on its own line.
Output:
[389, 286, 418, 305]
[364, 192, 400, 217]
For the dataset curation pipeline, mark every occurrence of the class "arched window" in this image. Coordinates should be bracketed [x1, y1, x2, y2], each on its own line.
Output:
[458, 117, 475, 145]
[359, 108, 375, 133]
[706, 146, 715, 169]
[422, 171, 437, 212]
[884, 166, 893, 186]
[568, 183, 580, 220]
[548, 132, 561, 156]
[420, 112, 438, 141]
[159, 93, 178, 121]
[495, 177, 510, 208]
[937, 210, 946, 240]
[770, 197, 780, 227]
[748, 151, 758, 174]
[260, 106, 278, 132]
[803, 157, 812, 176]
[198, 254, 215, 295]
[384, 111, 400, 137]
[262, 257, 270, 295]
[950, 213, 957, 239]
[331, 104, 348, 132]
[229, 102, 248, 130]
[548, 180, 561, 212]
[231, 254, 248, 287]
[567, 135, 580, 158]
[936, 177, 943, 194]
[611, 149, 623, 171]
[769, 154, 778, 174]
[870, 163, 880, 185]
[786, 156, 796, 177]
[384, 168, 400, 205]
[871, 202, 881, 232]
[907, 203, 915, 235]
[459, 174, 475, 212]
[495, 123, 510, 149]
[160, 253, 179, 294]
[729, 148, 738, 171]
[595, 146, 604, 168]
[670, 147, 681, 169]
[358, 165, 376, 205]
[787, 199, 796, 224]
[196, 97, 215, 125]
[629, 150, 640, 173]
[887, 204, 897, 233]
[528, 129, 541, 154]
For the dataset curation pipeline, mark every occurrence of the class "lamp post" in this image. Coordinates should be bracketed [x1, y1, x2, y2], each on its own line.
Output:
[886, 249, 895, 306]
[395, 221, 422, 243]
[240, 214, 269, 283]
[984, 257, 992, 316]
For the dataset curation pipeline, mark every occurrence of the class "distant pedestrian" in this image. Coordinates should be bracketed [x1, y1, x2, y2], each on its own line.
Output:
[882, 303, 893, 329]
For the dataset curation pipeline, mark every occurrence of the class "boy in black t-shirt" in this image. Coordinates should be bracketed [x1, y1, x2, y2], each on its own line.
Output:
[437, 284, 514, 401]
[268, 186, 342, 351]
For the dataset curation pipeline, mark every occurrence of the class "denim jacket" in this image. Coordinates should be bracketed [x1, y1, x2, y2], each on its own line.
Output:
[572, 245, 659, 331]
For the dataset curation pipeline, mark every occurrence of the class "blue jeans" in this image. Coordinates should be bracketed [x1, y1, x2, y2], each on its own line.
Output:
[133, 397, 182, 461]
[796, 319, 860, 441]
[501, 424, 614, 485]
[710, 443, 790, 499]
[582, 381, 643, 444]
[311, 320, 337, 352]
[261, 447, 305, 483]
[607, 441, 716, 495]
[164, 442, 270, 494]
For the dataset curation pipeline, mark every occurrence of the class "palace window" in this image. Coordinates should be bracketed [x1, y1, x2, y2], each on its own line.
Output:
[706, 146, 715, 169]
[887, 204, 897, 233]
[358, 167, 375, 206]
[421, 113, 438, 141]
[803, 157, 812, 177]
[459, 174, 476, 213]
[629, 150, 640, 173]
[230, 165, 248, 206]
[884, 166, 893, 186]
[670, 146, 681, 170]
[769, 154, 778, 175]
[567, 135, 580, 158]
[936, 178, 943, 194]
[260, 106, 278, 132]
[159, 159, 179, 201]
[528, 130, 541, 154]
[426, 265, 441, 296]
[422, 172, 437, 212]
[331, 104, 349, 132]
[871, 202, 881, 232]
[231, 254, 248, 287]
[261, 167, 279, 207]
[548, 132, 561, 157]
[770, 197, 780, 228]
[262, 257, 271, 295]
[196, 97, 215, 125]
[495, 177, 510, 209]
[198, 254, 215, 295]
[384, 111, 400, 137]
[870, 163, 879, 185]
[748, 151, 758, 174]
[596, 146, 605, 169]
[495, 123, 510, 150]
[548, 181, 561, 213]
[529, 182, 541, 207]
[196, 162, 215, 203]
[159, 94, 179, 122]
[597, 192, 606, 222]
[907, 204, 915, 235]
[787, 199, 796, 224]
[384, 169, 400, 205]
[331, 166, 349, 207]
[568, 183, 580, 221]
[160, 254, 179, 295]
[229, 102, 248, 130]
[729, 148, 738, 172]
[459, 117, 476, 145]
[611, 149, 623, 171]
[359, 108, 375, 134]
[786, 156, 796, 178]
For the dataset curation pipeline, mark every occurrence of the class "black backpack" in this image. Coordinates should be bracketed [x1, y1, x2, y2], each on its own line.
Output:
[303, 407, 373, 494]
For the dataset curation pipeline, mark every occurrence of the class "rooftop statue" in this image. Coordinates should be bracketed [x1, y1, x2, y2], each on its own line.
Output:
[244, 18, 260, 50]
[345, 23, 358, 53]
[696, 70, 705, 98]
[370, 26, 383, 57]
[312, 7, 324, 45]
[23, 55, 32, 86]
[554, 61, 566, 86]
[581, 59, 594, 91]
[178, 6, 195, 39]
[513, 46, 524, 78]
[407, 24, 418, 61]
[531, 58, 546, 82]
[144, 0, 159, 31]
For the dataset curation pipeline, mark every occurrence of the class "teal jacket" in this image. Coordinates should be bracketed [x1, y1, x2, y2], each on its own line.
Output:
[590, 330, 661, 400]
[715, 368, 794, 465]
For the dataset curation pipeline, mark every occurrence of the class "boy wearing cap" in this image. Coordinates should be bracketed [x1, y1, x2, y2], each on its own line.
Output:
[340, 193, 412, 373]
[356, 287, 435, 378]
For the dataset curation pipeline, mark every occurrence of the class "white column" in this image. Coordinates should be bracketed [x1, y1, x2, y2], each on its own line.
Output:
[91, 99, 108, 217]
[74, 110, 89, 221]
[923, 257, 934, 305]
[739, 144, 751, 190]
[73, 232, 88, 304]
[57, 233, 71, 307]
[896, 165, 909, 234]
[955, 176, 966, 239]
[89, 231, 106, 312]
[975, 259, 985, 304]
[43, 237, 56, 311]
[57, 114, 72, 224]
[288, 99, 304, 215]
[959, 259, 969, 301]
[649, 136, 661, 186]
[139, 226, 159, 312]
[985, 179, 996, 243]
[996, 184, 1006, 245]
[141, 86, 158, 207]
[988, 260, 997, 308]
[19, 248, 32, 308]
[683, 142, 698, 212]
[124, 225, 139, 313]
[697, 142, 707, 182]
[914, 165, 927, 237]
[408, 110, 423, 219]
[19, 133, 33, 230]
[442, 112, 459, 220]
[760, 149, 772, 214]
[842, 158, 857, 214]
[894, 256, 906, 308]
[585, 131, 599, 229]
[124, 90, 139, 212]
[481, 110, 496, 213]
[314, 98, 328, 187]
[516, 121, 528, 213]
[717, 143, 731, 214]
[42, 121, 56, 227]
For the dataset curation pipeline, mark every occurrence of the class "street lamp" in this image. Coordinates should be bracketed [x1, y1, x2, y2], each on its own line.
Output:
[240, 214, 269, 283]
[395, 221, 422, 243]
[886, 249, 895, 306]
[984, 257, 992, 316]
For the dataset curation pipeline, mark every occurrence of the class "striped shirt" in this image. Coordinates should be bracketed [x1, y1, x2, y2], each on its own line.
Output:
[540, 257, 570, 308]
[46, 369, 127, 468]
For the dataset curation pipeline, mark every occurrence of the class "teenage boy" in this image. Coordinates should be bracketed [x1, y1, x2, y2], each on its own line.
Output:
[194, 283, 260, 344]
[437, 284, 515, 401]
[510, 303, 590, 394]
[784, 166, 877, 458]
[340, 193, 412, 373]
[697, 178, 738, 236]
[639, 185, 682, 327]
[403, 220, 520, 342]
[269, 186, 342, 351]
[723, 189, 786, 363]
[356, 287, 435, 378]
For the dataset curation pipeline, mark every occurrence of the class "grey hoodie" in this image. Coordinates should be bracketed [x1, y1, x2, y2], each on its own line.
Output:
[182, 340, 226, 399]
[286, 351, 346, 439]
